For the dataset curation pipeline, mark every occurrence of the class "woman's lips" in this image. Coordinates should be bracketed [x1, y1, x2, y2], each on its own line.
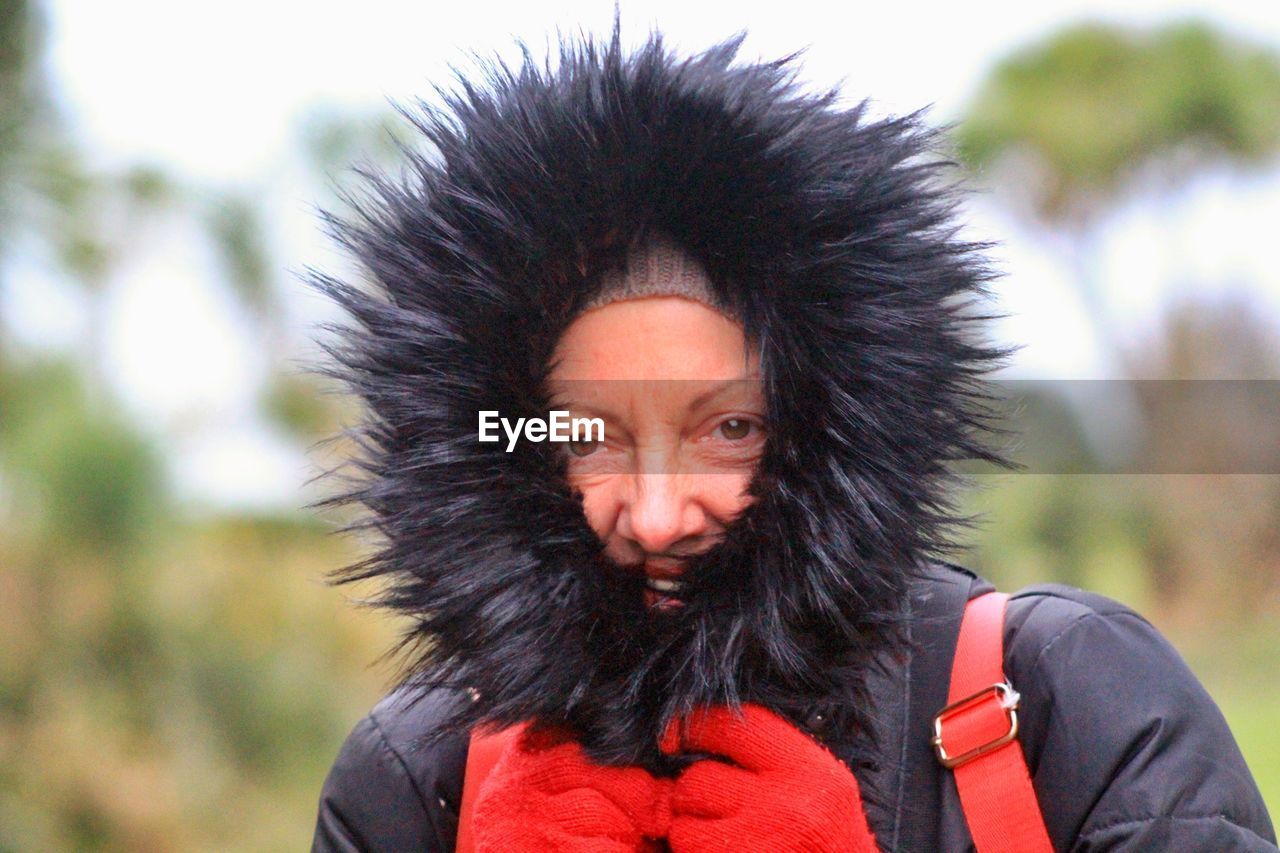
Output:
[643, 559, 685, 580]
[642, 561, 687, 610]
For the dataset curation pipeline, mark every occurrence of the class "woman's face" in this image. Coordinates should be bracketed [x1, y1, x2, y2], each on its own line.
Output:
[547, 296, 765, 609]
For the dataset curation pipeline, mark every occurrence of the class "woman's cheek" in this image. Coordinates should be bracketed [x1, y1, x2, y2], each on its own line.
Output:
[708, 473, 758, 518]
[572, 475, 621, 539]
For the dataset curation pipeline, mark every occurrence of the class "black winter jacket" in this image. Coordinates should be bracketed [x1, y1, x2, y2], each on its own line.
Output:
[311, 561, 1277, 852]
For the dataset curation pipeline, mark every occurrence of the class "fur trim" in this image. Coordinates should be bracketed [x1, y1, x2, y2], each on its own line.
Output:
[308, 25, 1014, 774]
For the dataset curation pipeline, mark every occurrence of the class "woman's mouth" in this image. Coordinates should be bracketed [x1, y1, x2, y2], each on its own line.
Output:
[640, 560, 691, 607]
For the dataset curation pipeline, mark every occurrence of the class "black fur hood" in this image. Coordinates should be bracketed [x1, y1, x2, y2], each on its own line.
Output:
[310, 26, 1012, 772]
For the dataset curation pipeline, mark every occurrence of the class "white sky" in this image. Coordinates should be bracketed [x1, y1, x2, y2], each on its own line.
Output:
[13, 0, 1280, 508]
[43, 0, 1280, 179]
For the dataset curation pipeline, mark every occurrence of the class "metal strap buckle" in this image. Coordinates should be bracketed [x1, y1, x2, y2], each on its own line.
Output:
[932, 681, 1021, 769]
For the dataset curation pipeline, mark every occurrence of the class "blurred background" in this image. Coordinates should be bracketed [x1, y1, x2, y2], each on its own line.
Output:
[1, 0, 1278, 848]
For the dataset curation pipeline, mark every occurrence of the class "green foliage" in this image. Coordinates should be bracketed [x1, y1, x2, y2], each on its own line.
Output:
[1178, 616, 1280, 817]
[121, 164, 175, 206]
[205, 191, 275, 316]
[0, 0, 42, 245]
[957, 20, 1280, 222]
[0, 358, 166, 556]
[0, 358, 382, 848]
[0, 478, 399, 850]
[261, 372, 350, 439]
[296, 103, 416, 178]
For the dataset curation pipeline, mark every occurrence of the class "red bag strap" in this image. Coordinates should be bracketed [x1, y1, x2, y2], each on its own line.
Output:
[456, 723, 525, 853]
[935, 591, 1053, 852]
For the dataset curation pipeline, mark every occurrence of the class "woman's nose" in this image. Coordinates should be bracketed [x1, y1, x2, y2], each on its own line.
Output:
[615, 473, 710, 555]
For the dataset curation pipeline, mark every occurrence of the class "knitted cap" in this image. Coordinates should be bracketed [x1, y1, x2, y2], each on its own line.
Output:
[580, 233, 736, 321]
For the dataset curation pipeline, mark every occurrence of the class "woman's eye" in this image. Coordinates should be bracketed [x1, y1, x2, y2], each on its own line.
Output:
[716, 418, 756, 441]
[567, 438, 601, 457]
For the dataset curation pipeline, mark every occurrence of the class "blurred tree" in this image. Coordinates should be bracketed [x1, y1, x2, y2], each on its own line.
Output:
[956, 20, 1280, 377]
[0, 0, 43, 244]
[957, 20, 1280, 225]
[206, 192, 274, 318]
[0, 3, 402, 848]
[0, 1, 293, 415]
[296, 102, 417, 180]
[252, 102, 414, 442]
[0, 0, 175, 392]
[956, 19, 1280, 621]
[0, 359, 167, 556]
[1127, 295, 1280, 612]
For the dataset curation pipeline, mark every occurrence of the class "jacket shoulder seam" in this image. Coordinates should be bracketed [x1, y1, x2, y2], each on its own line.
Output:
[1008, 585, 1142, 616]
[365, 711, 433, 818]
[1027, 608, 1148, 675]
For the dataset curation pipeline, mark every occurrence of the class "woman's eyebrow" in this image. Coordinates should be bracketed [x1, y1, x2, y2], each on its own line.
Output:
[546, 392, 622, 421]
[549, 377, 762, 419]
[556, 402, 618, 420]
[687, 377, 763, 412]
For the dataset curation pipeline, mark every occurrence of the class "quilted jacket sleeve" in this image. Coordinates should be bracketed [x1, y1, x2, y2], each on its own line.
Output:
[311, 687, 468, 853]
[1005, 586, 1277, 851]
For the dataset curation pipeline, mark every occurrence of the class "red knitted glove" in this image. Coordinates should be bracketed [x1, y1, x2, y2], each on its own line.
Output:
[660, 703, 879, 852]
[472, 727, 673, 852]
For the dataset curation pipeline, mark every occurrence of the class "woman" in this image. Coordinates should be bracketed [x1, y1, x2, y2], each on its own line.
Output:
[308, 26, 1276, 851]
